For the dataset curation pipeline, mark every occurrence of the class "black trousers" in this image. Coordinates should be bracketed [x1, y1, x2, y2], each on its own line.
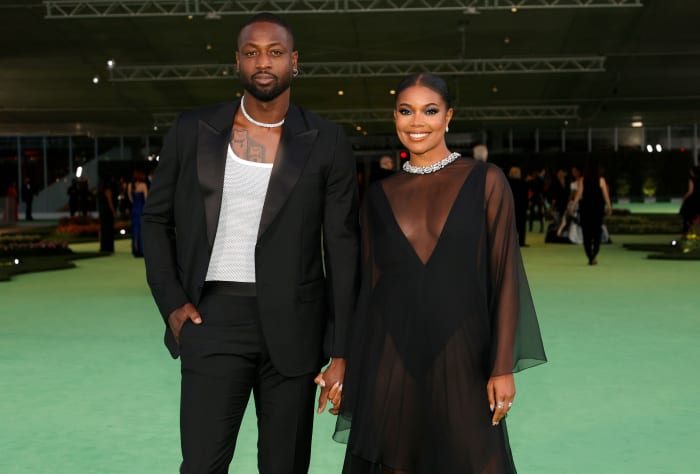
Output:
[581, 215, 603, 263]
[179, 283, 317, 474]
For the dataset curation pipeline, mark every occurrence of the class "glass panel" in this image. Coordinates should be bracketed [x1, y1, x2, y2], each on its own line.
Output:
[97, 137, 123, 160]
[644, 127, 668, 153]
[538, 129, 562, 153]
[47, 137, 70, 185]
[20, 137, 45, 193]
[618, 127, 644, 151]
[564, 129, 587, 153]
[672, 126, 695, 153]
[591, 128, 615, 152]
[72, 136, 96, 173]
[0, 137, 19, 202]
[512, 129, 535, 153]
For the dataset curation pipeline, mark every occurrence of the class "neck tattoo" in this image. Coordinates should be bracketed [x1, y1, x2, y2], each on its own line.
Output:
[240, 95, 285, 128]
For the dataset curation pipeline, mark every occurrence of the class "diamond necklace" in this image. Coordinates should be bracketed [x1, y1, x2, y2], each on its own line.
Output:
[402, 152, 461, 175]
[240, 95, 285, 128]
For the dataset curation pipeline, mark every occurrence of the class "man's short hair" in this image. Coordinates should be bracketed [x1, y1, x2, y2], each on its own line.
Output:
[237, 12, 295, 49]
[473, 144, 488, 162]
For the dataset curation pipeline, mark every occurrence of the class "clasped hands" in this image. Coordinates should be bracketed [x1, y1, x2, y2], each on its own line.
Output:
[314, 358, 345, 415]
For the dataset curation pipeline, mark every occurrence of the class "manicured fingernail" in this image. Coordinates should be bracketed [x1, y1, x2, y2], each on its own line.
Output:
[319, 379, 326, 387]
[194, 317, 202, 323]
[490, 404, 494, 412]
[493, 422, 499, 426]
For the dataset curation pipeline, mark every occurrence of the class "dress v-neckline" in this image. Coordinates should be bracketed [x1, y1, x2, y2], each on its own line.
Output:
[378, 169, 474, 267]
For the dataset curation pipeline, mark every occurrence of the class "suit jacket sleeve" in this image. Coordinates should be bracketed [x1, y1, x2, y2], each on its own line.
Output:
[322, 125, 360, 359]
[142, 114, 190, 324]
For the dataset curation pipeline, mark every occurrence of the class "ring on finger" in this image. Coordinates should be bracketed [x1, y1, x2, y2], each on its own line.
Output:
[496, 402, 505, 409]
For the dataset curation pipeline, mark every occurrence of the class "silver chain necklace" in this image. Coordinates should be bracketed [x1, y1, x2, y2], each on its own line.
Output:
[240, 95, 285, 128]
[402, 152, 461, 175]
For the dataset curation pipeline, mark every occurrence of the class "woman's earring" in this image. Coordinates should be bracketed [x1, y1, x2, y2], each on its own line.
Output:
[446, 125, 449, 133]
[293, 68, 299, 77]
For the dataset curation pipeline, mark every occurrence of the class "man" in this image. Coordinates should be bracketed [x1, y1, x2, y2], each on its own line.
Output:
[21, 177, 35, 220]
[370, 154, 395, 182]
[472, 143, 488, 162]
[142, 13, 359, 473]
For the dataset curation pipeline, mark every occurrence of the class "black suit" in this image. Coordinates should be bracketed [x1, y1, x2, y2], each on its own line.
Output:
[142, 100, 359, 472]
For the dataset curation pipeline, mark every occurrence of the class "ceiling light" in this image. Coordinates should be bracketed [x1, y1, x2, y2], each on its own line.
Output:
[511, 7, 518, 13]
[107, 59, 115, 69]
[76, 166, 83, 178]
[355, 125, 362, 131]
[491, 86, 498, 93]
[646, 144, 653, 153]
[655, 144, 662, 152]
[187, 15, 193, 20]
[631, 121, 643, 128]
[389, 89, 396, 95]
[337, 90, 344, 96]
[153, 125, 158, 131]
[92, 75, 100, 84]
[206, 43, 213, 51]
[504, 36, 511, 44]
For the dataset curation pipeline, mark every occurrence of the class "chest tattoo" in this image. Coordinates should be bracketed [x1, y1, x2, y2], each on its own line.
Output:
[231, 128, 267, 163]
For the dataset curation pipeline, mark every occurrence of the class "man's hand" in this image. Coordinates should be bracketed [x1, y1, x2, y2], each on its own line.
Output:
[486, 374, 516, 426]
[313, 358, 346, 415]
[167, 303, 202, 345]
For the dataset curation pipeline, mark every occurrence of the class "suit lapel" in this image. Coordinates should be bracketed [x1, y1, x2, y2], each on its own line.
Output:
[258, 105, 318, 239]
[197, 101, 236, 249]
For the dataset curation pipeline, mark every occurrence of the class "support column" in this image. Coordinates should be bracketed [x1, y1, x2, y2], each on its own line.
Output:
[68, 136, 73, 177]
[561, 128, 566, 153]
[694, 123, 698, 166]
[42, 136, 48, 213]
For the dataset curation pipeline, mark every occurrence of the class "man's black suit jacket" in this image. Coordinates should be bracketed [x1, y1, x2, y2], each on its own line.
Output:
[142, 100, 359, 377]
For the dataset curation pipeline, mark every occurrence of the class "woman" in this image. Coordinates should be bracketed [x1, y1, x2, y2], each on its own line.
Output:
[128, 169, 148, 257]
[331, 73, 546, 474]
[571, 163, 612, 265]
[679, 165, 700, 234]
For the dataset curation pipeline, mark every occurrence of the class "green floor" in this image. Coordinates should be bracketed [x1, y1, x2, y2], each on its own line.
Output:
[1, 233, 698, 473]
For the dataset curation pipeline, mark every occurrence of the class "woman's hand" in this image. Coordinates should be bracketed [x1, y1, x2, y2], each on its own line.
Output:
[486, 374, 515, 426]
[313, 358, 345, 415]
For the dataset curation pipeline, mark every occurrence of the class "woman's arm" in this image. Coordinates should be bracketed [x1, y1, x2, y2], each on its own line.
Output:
[683, 178, 694, 200]
[600, 177, 612, 214]
[570, 177, 584, 212]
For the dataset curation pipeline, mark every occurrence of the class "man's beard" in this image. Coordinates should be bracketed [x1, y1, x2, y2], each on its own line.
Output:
[240, 71, 292, 102]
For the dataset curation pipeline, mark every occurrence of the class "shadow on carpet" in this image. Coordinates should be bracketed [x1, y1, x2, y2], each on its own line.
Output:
[0, 251, 111, 282]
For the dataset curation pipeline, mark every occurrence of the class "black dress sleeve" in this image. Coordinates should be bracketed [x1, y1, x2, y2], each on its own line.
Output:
[484, 165, 547, 376]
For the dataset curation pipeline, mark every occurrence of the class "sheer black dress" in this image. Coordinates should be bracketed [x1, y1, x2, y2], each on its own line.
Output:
[335, 158, 546, 474]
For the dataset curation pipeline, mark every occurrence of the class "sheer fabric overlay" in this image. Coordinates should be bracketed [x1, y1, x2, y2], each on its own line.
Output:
[335, 159, 546, 474]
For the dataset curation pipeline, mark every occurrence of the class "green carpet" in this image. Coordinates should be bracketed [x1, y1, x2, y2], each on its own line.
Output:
[1, 234, 698, 473]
